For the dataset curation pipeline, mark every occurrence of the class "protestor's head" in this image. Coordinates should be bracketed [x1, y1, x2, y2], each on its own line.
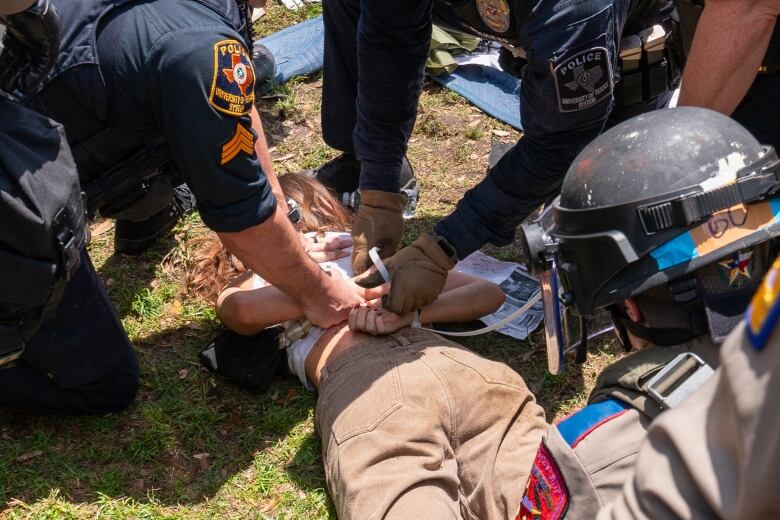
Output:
[184, 173, 352, 301]
[521, 107, 780, 373]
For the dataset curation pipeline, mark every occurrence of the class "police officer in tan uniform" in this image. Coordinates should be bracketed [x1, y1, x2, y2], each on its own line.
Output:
[598, 263, 780, 518]
[313, 107, 780, 518]
[511, 106, 780, 518]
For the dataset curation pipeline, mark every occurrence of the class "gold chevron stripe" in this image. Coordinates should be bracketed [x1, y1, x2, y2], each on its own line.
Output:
[220, 123, 255, 165]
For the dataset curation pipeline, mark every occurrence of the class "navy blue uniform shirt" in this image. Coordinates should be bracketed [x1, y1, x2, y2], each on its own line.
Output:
[34, 0, 276, 233]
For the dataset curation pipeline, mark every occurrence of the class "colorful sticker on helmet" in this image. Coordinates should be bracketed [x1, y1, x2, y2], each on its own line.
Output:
[209, 39, 255, 116]
[552, 47, 612, 113]
[516, 442, 569, 520]
[477, 0, 511, 33]
[651, 199, 780, 271]
[718, 251, 754, 287]
[746, 256, 780, 351]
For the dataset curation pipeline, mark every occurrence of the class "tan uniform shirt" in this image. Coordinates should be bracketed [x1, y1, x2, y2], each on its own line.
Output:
[598, 319, 780, 519]
[518, 338, 719, 519]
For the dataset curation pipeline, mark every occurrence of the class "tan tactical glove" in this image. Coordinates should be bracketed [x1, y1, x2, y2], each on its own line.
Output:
[351, 190, 406, 274]
[355, 233, 457, 315]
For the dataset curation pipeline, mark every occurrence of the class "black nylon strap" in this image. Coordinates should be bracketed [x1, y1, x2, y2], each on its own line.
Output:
[639, 148, 780, 234]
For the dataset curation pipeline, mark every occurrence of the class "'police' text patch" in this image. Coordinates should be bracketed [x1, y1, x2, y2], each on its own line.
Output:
[552, 47, 612, 113]
[209, 39, 256, 116]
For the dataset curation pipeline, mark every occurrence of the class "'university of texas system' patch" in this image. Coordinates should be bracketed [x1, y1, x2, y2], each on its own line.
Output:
[210, 39, 255, 116]
[552, 47, 612, 113]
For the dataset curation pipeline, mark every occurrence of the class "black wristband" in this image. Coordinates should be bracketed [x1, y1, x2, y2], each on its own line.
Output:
[430, 233, 457, 262]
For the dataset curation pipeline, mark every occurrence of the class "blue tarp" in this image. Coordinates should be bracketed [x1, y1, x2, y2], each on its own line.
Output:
[256, 16, 523, 130]
[431, 65, 522, 130]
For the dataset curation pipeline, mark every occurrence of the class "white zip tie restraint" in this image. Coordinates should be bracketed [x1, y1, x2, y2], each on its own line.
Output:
[369, 247, 392, 284]
[369, 247, 542, 337]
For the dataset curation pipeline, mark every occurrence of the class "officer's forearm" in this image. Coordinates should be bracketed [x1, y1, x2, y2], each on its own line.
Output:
[217, 206, 330, 306]
[678, 0, 779, 114]
[250, 106, 287, 211]
[435, 128, 596, 258]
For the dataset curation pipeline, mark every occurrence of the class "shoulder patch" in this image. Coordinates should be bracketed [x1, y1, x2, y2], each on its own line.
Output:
[221, 122, 255, 165]
[209, 39, 256, 116]
[552, 47, 612, 113]
[746, 256, 780, 351]
[517, 442, 569, 520]
[555, 398, 629, 448]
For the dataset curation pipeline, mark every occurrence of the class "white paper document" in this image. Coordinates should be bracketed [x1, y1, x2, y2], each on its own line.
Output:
[455, 251, 543, 340]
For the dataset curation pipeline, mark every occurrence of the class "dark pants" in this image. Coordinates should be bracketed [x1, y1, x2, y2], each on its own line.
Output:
[732, 73, 780, 151]
[0, 249, 139, 414]
[322, 0, 433, 193]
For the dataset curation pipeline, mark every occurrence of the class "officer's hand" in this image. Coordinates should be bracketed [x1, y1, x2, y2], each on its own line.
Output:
[355, 233, 456, 315]
[299, 270, 387, 328]
[0, 0, 59, 95]
[302, 233, 352, 263]
[351, 190, 406, 274]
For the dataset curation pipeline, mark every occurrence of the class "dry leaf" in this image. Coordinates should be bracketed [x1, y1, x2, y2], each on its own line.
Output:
[275, 387, 297, 407]
[491, 129, 510, 137]
[468, 119, 480, 127]
[91, 220, 114, 237]
[16, 450, 43, 462]
[193, 452, 210, 471]
[178, 368, 188, 380]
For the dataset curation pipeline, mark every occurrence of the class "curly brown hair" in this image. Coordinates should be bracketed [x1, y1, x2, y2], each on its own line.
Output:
[185, 174, 353, 301]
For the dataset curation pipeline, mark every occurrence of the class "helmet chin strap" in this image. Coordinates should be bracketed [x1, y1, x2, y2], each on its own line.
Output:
[608, 305, 709, 348]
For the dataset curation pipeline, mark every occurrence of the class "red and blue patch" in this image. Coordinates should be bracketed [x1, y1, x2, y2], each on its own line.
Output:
[516, 399, 629, 519]
[517, 442, 568, 520]
[209, 39, 255, 116]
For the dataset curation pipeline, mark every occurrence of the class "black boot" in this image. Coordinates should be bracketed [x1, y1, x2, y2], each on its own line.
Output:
[114, 184, 196, 255]
[312, 153, 419, 216]
[312, 152, 362, 194]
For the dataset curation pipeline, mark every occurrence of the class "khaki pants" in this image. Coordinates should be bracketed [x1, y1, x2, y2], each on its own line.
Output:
[316, 329, 546, 520]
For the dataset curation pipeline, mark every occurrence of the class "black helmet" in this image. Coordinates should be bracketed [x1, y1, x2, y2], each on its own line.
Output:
[521, 107, 780, 373]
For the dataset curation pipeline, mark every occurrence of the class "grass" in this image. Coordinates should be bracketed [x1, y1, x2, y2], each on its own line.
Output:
[0, 2, 623, 518]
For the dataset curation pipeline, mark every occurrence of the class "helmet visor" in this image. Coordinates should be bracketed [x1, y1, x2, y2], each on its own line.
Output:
[540, 258, 583, 375]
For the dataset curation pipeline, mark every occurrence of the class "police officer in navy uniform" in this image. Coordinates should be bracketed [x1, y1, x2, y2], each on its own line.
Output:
[0, 0, 139, 413]
[319, 0, 684, 304]
[13, 0, 365, 330]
